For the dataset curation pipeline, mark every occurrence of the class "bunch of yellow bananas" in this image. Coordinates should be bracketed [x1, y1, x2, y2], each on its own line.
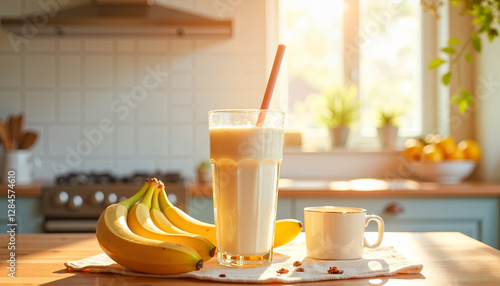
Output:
[95, 178, 303, 275]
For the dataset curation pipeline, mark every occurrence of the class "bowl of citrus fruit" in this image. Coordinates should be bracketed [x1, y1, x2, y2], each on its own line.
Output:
[403, 135, 481, 184]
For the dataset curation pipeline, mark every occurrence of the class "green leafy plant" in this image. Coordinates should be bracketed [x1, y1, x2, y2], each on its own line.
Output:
[423, 0, 500, 113]
[317, 85, 361, 128]
[377, 108, 404, 127]
[197, 161, 211, 168]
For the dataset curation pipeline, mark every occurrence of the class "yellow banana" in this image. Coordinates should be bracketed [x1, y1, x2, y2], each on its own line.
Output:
[158, 185, 303, 247]
[127, 181, 216, 261]
[273, 219, 303, 248]
[150, 186, 191, 235]
[95, 181, 203, 275]
[159, 184, 217, 245]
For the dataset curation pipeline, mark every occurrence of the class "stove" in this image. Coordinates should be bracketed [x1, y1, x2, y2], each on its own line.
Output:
[42, 172, 187, 233]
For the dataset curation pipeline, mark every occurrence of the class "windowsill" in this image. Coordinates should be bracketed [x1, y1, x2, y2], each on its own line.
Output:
[281, 147, 404, 180]
[284, 146, 402, 155]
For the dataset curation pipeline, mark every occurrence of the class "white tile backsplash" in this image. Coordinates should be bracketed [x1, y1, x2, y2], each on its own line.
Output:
[81, 124, 114, 155]
[170, 90, 193, 105]
[170, 56, 193, 72]
[170, 73, 193, 89]
[25, 55, 56, 87]
[83, 91, 114, 122]
[83, 159, 114, 172]
[138, 39, 169, 53]
[58, 91, 80, 122]
[115, 56, 135, 87]
[116, 40, 135, 52]
[170, 106, 193, 123]
[137, 56, 169, 87]
[195, 124, 210, 158]
[85, 39, 114, 52]
[24, 91, 56, 122]
[0, 0, 267, 180]
[25, 39, 56, 52]
[58, 39, 81, 52]
[170, 124, 194, 156]
[115, 126, 135, 155]
[84, 56, 113, 87]
[114, 158, 155, 175]
[0, 91, 21, 115]
[0, 55, 21, 87]
[137, 92, 168, 122]
[170, 40, 194, 54]
[47, 126, 81, 156]
[137, 126, 168, 156]
[59, 55, 80, 87]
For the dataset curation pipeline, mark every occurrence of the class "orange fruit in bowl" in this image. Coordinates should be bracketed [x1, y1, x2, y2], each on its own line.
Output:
[403, 139, 424, 161]
[404, 138, 424, 149]
[435, 136, 457, 157]
[445, 148, 465, 160]
[425, 134, 440, 145]
[422, 144, 444, 161]
[458, 140, 481, 161]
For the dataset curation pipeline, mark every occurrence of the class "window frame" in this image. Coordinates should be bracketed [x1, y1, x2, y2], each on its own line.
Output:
[266, 0, 440, 151]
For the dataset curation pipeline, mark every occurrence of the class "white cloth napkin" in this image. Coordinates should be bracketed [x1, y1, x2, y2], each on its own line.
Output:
[65, 235, 423, 283]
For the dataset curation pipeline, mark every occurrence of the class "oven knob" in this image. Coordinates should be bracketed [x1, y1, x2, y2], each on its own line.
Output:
[118, 196, 127, 202]
[53, 191, 69, 207]
[68, 195, 83, 211]
[105, 193, 118, 205]
[91, 191, 105, 205]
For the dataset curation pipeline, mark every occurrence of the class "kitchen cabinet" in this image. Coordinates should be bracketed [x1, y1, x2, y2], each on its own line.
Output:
[0, 183, 44, 234]
[293, 197, 498, 248]
[0, 196, 43, 234]
[189, 180, 500, 249]
[190, 196, 498, 248]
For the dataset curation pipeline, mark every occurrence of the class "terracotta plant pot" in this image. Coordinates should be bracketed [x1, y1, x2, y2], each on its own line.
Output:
[196, 167, 211, 184]
[329, 126, 349, 147]
[377, 125, 398, 149]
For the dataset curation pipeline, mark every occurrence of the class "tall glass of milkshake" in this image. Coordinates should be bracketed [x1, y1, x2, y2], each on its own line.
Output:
[209, 109, 285, 268]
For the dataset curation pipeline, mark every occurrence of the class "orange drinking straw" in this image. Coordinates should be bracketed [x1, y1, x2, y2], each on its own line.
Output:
[256, 44, 286, 126]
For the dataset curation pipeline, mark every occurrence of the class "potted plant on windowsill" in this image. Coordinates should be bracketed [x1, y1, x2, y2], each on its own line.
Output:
[196, 161, 211, 184]
[317, 85, 360, 148]
[376, 108, 404, 150]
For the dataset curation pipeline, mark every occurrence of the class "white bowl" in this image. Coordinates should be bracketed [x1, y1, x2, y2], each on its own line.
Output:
[409, 160, 476, 184]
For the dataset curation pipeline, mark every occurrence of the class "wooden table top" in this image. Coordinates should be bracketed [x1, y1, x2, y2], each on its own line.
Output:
[1, 232, 500, 285]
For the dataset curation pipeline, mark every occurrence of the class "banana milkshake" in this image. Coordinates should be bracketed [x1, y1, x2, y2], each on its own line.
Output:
[209, 109, 284, 267]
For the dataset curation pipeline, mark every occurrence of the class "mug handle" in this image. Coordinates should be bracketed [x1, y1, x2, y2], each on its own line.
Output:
[364, 214, 384, 248]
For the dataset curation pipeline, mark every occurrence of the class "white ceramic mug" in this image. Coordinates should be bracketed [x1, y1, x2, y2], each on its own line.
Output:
[304, 206, 384, 260]
[1, 150, 41, 185]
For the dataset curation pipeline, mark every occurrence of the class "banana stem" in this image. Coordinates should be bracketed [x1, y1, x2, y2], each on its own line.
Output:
[158, 185, 173, 211]
[119, 182, 149, 210]
[140, 182, 157, 210]
[152, 186, 161, 211]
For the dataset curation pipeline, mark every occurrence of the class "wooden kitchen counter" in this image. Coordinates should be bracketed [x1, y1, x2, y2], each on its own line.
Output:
[1, 232, 500, 285]
[190, 179, 500, 197]
[0, 181, 44, 197]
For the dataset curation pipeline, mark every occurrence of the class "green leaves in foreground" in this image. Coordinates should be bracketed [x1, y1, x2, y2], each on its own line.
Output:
[428, 58, 445, 69]
[451, 88, 474, 114]
[471, 33, 482, 52]
[426, 1, 500, 114]
[428, 36, 475, 113]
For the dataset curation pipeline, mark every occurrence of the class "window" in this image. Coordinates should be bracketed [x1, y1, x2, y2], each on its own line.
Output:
[280, 0, 422, 150]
